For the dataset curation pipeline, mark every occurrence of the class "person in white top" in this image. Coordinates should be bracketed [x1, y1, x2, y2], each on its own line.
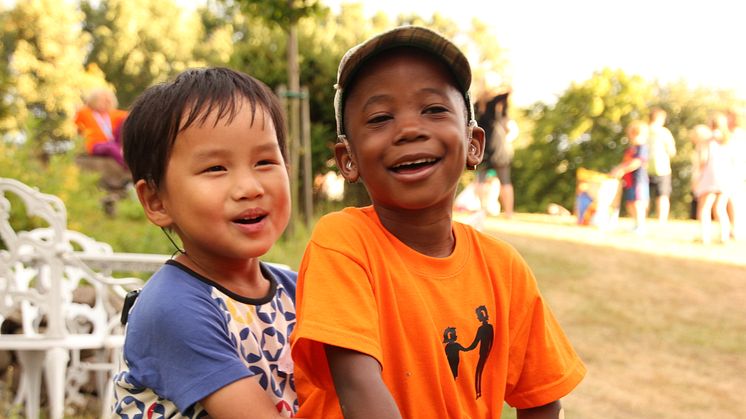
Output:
[646, 108, 677, 225]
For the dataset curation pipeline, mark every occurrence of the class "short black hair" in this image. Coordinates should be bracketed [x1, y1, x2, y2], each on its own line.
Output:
[123, 67, 287, 189]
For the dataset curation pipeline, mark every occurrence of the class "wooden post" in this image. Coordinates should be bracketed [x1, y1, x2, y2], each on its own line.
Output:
[276, 85, 294, 237]
[288, 25, 301, 238]
[301, 86, 313, 228]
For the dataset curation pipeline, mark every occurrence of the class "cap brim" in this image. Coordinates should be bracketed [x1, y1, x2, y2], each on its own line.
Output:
[334, 26, 473, 137]
[337, 26, 471, 93]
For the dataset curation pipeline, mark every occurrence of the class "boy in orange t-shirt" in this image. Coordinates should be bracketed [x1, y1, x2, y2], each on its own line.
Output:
[291, 26, 586, 418]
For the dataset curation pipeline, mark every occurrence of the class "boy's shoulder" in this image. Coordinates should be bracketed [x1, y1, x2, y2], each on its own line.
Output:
[140, 261, 210, 298]
[141, 261, 298, 306]
[455, 220, 523, 260]
[132, 261, 218, 323]
[262, 261, 298, 301]
[313, 206, 378, 236]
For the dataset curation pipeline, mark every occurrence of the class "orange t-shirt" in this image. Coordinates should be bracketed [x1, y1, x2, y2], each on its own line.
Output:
[291, 207, 586, 418]
[74, 106, 128, 153]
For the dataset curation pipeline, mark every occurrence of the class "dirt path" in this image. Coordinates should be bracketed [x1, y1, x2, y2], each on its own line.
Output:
[460, 212, 746, 268]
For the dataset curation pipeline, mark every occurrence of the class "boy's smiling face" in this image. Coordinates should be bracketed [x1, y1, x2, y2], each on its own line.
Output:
[141, 99, 291, 266]
[338, 48, 484, 213]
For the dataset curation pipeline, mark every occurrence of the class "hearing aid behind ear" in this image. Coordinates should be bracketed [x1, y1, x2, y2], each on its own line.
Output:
[468, 119, 477, 138]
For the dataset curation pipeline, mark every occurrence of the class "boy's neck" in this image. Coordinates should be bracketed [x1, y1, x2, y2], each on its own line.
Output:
[374, 205, 455, 258]
[174, 253, 269, 298]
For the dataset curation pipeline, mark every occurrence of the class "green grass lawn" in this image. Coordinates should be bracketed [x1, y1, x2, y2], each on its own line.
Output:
[493, 221, 745, 419]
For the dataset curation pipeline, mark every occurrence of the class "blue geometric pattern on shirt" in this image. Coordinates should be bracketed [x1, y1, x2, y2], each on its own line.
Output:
[261, 327, 284, 361]
[256, 298, 277, 324]
[213, 282, 297, 409]
[112, 278, 297, 418]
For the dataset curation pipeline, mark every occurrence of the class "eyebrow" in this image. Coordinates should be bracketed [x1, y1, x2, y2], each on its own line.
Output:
[361, 94, 392, 113]
[189, 139, 279, 160]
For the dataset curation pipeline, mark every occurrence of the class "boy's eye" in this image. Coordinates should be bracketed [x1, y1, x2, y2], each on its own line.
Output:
[367, 114, 392, 124]
[424, 105, 448, 114]
[203, 165, 226, 173]
[257, 159, 278, 166]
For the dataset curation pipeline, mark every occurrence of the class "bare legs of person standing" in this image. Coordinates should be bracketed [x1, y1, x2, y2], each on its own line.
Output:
[655, 195, 670, 225]
[698, 192, 730, 244]
[499, 183, 514, 219]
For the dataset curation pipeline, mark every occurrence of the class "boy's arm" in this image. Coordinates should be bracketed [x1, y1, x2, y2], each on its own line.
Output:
[201, 377, 295, 419]
[610, 157, 642, 178]
[325, 345, 402, 419]
[516, 400, 563, 419]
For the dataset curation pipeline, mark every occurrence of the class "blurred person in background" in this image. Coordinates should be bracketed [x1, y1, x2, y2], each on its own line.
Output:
[475, 79, 518, 218]
[725, 110, 745, 240]
[646, 108, 676, 225]
[74, 87, 128, 168]
[694, 112, 734, 244]
[611, 120, 649, 235]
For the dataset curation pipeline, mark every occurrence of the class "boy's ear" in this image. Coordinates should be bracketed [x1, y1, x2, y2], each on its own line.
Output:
[466, 122, 486, 168]
[134, 179, 173, 228]
[334, 138, 360, 183]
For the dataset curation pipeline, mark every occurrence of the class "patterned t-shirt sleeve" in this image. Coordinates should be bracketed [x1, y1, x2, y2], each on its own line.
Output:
[120, 265, 251, 414]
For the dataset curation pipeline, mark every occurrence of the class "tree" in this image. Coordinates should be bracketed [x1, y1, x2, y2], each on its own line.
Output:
[82, 0, 234, 108]
[513, 68, 652, 213]
[2, 0, 102, 157]
[231, 0, 326, 231]
[0, 7, 21, 139]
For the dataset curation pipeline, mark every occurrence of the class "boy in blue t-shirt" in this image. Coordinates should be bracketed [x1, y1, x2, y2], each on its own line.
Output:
[112, 67, 298, 418]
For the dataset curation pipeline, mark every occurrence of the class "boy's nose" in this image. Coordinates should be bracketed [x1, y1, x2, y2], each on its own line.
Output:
[394, 114, 428, 144]
[232, 172, 264, 200]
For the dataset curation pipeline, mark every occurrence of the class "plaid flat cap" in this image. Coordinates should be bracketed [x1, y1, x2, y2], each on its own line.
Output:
[334, 25, 473, 137]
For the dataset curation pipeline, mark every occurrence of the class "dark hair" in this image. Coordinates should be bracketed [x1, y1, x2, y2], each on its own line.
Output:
[123, 67, 287, 189]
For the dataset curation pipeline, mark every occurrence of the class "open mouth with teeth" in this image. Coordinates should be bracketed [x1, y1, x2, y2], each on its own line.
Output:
[234, 215, 266, 224]
[390, 158, 439, 173]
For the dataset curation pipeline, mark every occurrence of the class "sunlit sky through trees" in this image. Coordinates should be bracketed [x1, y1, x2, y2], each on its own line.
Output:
[325, 0, 746, 107]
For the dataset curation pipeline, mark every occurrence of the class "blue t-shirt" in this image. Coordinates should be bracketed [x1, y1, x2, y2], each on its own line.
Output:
[112, 260, 298, 418]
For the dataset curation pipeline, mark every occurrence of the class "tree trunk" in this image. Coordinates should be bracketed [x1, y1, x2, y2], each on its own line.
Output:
[287, 23, 300, 236]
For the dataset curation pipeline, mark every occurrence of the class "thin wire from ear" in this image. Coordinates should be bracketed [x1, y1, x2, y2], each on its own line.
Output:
[161, 227, 185, 256]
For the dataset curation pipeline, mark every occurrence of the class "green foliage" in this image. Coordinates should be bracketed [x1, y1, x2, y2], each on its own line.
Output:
[513, 68, 652, 213]
[0, 0, 102, 155]
[82, 0, 235, 108]
[513, 68, 745, 218]
[3, 0, 744, 234]
[0, 139, 173, 255]
[234, 0, 326, 28]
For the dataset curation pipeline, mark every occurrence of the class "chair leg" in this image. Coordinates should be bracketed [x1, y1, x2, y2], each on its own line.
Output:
[16, 350, 45, 419]
[44, 347, 69, 419]
[100, 347, 122, 418]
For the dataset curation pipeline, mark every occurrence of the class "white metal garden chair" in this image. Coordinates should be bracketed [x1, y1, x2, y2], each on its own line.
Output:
[0, 178, 144, 419]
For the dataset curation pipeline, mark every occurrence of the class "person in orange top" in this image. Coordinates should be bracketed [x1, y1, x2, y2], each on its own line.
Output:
[290, 26, 586, 419]
[74, 87, 128, 167]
